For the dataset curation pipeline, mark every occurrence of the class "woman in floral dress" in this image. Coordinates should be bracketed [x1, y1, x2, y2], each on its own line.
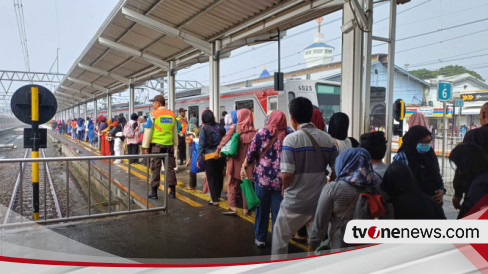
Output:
[244, 110, 290, 248]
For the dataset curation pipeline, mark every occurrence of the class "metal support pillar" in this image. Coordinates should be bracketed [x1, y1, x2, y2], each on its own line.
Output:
[361, 0, 373, 133]
[129, 79, 135, 115]
[107, 94, 112, 119]
[84, 102, 88, 120]
[340, 1, 364, 140]
[93, 98, 98, 120]
[209, 40, 221, 116]
[77, 105, 81, 118]
[442, 102, 447, 176]
[167, 61, 176, 112]
[385, 0, 397, 164]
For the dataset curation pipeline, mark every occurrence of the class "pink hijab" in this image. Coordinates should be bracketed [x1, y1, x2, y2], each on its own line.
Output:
[266, 110, 287, 141]
[408, 112, 430, 131]
[237, 109, 255, 133]
[236, 109, 256, 144]
[311, 109, 325, 131]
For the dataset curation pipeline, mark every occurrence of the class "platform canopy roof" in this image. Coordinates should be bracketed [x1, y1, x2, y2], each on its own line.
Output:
[55, 0, 345, 110]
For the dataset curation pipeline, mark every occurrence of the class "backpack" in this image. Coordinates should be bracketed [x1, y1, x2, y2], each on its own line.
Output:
[123, 121, 137, 138]
[352, 185, 390, 220]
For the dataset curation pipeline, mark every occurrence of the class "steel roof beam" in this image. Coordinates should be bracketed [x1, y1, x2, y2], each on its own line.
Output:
[60, 85, 95, 99]
[98, 37, 169, 70]
[67, 77, 109, 93]
[77, 63, 130, 85]
[122, 7, 212, 56]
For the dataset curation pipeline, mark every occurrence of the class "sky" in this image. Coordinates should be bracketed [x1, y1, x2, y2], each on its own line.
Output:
[1, 0, 488, 107]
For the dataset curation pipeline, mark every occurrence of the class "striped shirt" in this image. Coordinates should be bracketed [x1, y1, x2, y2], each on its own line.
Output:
[280, 123, 338, 215]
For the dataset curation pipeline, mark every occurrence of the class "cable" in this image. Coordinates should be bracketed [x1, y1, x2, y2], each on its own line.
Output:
[396, 28, 488, 54]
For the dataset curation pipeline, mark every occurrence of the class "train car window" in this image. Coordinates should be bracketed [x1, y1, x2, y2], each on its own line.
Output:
[268, 96, 278, 112]
[137, 111, 143, 117]
[235, 100, 253, 111]
[316, 83, 340, 95]
[220, 106, 226, 116]
[315, 83, 341, 124]
[188, 105, 199, 126]
[288, 92, 296, 102]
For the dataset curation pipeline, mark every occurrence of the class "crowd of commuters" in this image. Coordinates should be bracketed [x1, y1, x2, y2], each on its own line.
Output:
[50, 98, 488, 258]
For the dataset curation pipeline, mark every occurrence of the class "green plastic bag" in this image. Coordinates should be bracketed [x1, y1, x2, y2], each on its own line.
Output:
[220, 126, 239, 157]
[240, 178, 260, 210]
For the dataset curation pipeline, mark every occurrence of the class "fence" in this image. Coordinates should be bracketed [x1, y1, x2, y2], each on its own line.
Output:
[0, 153, 168, 228]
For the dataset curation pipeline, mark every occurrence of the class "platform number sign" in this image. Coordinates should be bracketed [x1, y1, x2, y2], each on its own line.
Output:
[438, 82, 452, 101]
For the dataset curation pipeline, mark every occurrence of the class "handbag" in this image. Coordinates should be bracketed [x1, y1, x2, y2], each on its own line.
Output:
[240, 178, 260, 210]
[106, 135, 113, 142]
[220, 126, 239, 158]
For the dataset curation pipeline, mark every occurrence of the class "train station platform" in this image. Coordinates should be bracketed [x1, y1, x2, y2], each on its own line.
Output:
[6, 131, 306, 262]
[1, 130, 458, 264]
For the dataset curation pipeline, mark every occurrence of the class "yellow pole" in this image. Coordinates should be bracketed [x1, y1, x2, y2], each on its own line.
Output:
[31, 86, 40, 220]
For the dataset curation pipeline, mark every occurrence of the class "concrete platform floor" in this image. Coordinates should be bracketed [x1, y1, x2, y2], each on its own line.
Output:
[6, 132, 305, 262]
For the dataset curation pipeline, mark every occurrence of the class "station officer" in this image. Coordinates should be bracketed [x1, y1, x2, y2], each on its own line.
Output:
[176, 107, 188, 165]
[142, 95, 177, 199]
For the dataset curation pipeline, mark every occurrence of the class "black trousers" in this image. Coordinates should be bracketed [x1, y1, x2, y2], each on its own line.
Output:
[189, 172, 197, 188]
[127, 144, 139, 163]
[205, 158, 225, 202]
[178, 136, 186, 163]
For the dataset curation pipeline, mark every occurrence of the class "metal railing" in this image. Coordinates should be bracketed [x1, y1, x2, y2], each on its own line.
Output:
[0, 153, 168, 228]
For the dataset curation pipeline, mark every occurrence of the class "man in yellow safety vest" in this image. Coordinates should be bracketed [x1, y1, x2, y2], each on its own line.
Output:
[142, 95, 177, 199]
[176, 107, 188, 166]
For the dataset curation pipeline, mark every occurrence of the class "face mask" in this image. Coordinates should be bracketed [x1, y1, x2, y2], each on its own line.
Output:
[416, 143, 431, 154]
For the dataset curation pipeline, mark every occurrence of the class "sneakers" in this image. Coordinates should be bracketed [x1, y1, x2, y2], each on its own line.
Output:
[255, 239, 266, 248]
[207, 200, 219, 206]
[222, 210, 237, 215]
[148, 192, 158, 199]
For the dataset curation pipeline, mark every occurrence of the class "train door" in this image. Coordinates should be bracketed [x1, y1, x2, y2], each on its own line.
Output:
[188, 105, 199, 127]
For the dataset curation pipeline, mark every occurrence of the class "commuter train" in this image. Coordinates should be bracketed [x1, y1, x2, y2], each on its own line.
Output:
[87, 79, 341, 129]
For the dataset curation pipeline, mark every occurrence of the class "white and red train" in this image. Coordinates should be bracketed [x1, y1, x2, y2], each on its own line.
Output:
[87, 79, 341, 129]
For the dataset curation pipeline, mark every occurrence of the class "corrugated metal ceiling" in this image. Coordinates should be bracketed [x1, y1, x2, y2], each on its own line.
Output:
[56, 0, 343, 110]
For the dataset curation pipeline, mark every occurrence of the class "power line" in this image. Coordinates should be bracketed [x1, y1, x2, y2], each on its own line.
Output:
[396, 28, 488, 54]
[13, 0, 30, 72]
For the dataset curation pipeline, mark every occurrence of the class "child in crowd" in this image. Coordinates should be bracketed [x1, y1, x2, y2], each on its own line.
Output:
[185, 133, 203, 190]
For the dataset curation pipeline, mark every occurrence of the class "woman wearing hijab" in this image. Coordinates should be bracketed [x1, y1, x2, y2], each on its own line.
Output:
[381, 162, 445, 219]
[99, 118, 110, 156]
[449, 143, 488, 218]
[217, 108, 257, 216]
[328, 112, 355, 154]
[393, 125, 446, 212]
[77, 118, 85, 141]
[197, 110, 226, 205]
[231, 110, 238, 125]
[111, 115, 127, 163]
[101, 118, 113, 156]
[308, 148, 379, 251]
[87, 119, 95, 147]
[311, 109, 326, 131]
[224, 113, 234, 132]
[408, 112, 429, 129]
[244, 110, 290, 247]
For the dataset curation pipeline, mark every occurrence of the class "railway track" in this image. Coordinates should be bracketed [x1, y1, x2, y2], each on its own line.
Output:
[3, 149, 62, 224]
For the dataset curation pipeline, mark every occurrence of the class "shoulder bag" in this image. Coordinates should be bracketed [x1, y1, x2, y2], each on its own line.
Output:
[301, 129, 329, 175]
[220, 126, 240, 158]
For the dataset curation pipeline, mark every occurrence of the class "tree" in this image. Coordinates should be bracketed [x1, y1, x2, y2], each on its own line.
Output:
[409, 65, 484, 81]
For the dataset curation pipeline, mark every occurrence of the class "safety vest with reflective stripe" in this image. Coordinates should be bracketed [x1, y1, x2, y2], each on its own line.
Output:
[151, 108, 176, 145]
[177, 116, 188, 135]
